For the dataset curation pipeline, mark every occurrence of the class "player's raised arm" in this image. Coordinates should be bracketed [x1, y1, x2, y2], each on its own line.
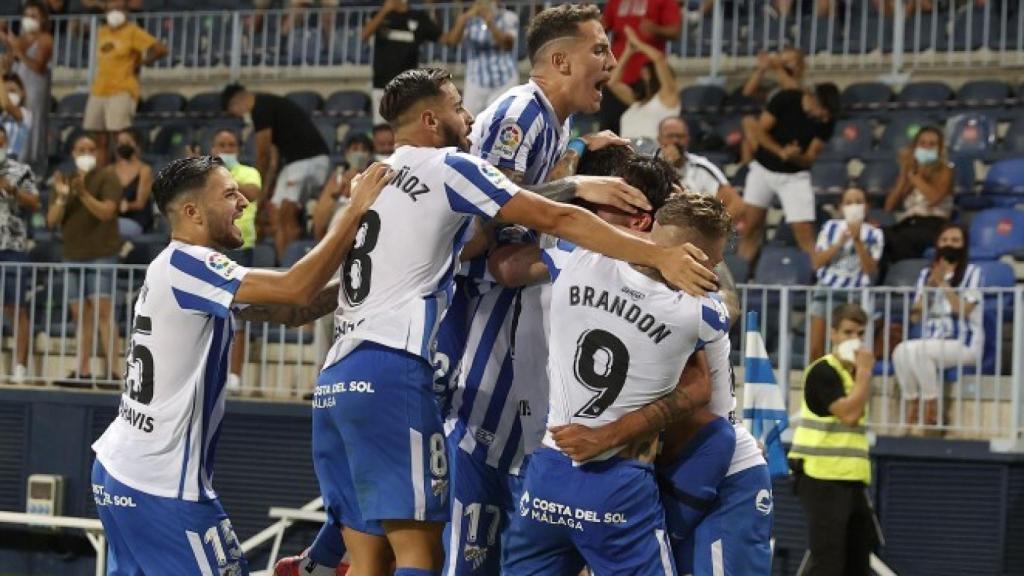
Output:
[233, 163, 393, 307]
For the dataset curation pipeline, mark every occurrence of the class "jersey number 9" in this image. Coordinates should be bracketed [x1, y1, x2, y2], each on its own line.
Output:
[572, 329, 630, 419]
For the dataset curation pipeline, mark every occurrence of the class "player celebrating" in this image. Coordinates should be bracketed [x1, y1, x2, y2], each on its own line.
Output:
[311, 67, 717, 576]
[90, 156, 392, 575]
[503, 194, 733, 575]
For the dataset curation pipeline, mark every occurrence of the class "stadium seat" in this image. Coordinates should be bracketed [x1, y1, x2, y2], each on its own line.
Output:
[969, 208, 1024, 260]
[325, 90, 371, 117]
[314, 117, 339, 154]
[725, 88, 761, 115]
[955, 80, 1012, 108]
[151, 124, 196, 156]
[865, 207, 896, 229]
[142, 92, 186, 115]
[286, 90, 324, 115]
[821, 119, 873, 161]
[252, 244, 276, 268]
[1001, 117, 1024, 155]
[56, 92, 89, 116]
[810, 161, 850, 195]
[753, 246, 813, 286]
[858, 159, 900, 199]
[883, 258, 928, 287]
[680, 85, 726, 115]
[282, 240, 316, 267]
[950, 155, 977, 196]
[713, 116, 744, 153]
[982, 158, 1024, 199]
[186, 91, 223, 114]
[29, 240, 63, 263]
[945, 113, 996, 157]
[841, 82, 893, 112]
[896, 81, 953, 110]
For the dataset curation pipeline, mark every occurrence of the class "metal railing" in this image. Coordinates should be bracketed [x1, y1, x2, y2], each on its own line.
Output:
[0, 261, 1020, 442]
[3, 0, 1019, 86]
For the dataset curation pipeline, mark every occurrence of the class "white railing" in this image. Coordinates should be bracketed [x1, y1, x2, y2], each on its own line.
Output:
[0, 260, 1020, 442]
[3, 0, 1020, 86]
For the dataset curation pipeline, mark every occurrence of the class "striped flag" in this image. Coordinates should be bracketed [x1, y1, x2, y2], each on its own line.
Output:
[741, 311, 791, 478]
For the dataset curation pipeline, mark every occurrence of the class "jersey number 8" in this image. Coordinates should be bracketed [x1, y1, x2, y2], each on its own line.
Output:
[343, 210, 381, 306]
[572, 329, 630, 419]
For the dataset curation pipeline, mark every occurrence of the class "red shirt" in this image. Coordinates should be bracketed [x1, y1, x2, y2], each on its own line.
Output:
[603, 0, 682, 84]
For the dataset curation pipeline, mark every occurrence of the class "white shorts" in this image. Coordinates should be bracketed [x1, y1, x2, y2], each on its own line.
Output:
[742, 161, 816, 223]
[462, 75, 520, 116]
[272, 154, 331, 206]
[83, 92, 136, 132]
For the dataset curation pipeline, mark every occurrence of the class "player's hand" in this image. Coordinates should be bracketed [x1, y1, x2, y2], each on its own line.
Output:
[854, 347, 875, 376]
[656, 243, 719, 297]
[582, 130, 631, 152]
[779, 142, 801, 161]
[572, 175, 651, 214]
[550, 424, 613, 462]
[348, 162, 392, 212]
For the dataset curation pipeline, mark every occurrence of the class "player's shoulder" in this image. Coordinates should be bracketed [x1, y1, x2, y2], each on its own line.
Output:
[166, 243, 244, 283]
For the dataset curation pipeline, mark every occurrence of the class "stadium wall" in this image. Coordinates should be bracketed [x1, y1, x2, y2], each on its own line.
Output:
[1, 388, 1022, 576]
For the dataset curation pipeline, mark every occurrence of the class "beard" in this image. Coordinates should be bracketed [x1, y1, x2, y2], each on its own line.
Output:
[440, 121, 469, 152]
[209, 215, 244, 251]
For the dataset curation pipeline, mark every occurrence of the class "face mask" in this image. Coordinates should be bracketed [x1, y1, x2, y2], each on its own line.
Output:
[346, 151, 370, 172]
[914, 147, 938, 165]
[106, 10, 126, 28]
[834, 338, 861, 365]
[75, 153, 97, 173]
[116, 144, 135, 160]
[218, 153, 239, 169]
[21, 17, 40, 34]
[841, 203, 865, 226]
[936, 245, 965, 263]
[7, 92, 20, 107]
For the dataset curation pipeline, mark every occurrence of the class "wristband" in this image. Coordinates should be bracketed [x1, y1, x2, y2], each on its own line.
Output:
[567, 137, 587, 158]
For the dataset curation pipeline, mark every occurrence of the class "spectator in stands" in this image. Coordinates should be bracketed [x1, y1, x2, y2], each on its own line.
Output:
[46, 135, 122, 387]
[0, 73, 32, 162]
[809, 187, 883, 361]
[83, 0, 168, 167]
[0, 1, 53, 171]
[0, 125, 40, 384]
[883, 126, 954, 263]
[222, 83, 331, 262]
[600, 0, 681, 134]
[440, 1, 519, 115]
[313, 134, 372, 242]
[656, 116, 744, 218]
[740, 47, 806, 164]
[207, 128, 264, 395]
[892, 223, 982, 431]
[608, 26, 680, 141]
[371, 123, 395, 160]
[737, 83, 840, 263]
[362, 0, 442, 124]
[112, 129, 152, 239]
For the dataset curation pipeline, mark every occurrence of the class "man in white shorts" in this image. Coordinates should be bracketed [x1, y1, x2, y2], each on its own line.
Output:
[737, 83, 840, 263]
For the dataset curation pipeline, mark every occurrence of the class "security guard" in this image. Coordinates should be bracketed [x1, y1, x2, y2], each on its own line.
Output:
[789, 303, 878, 576]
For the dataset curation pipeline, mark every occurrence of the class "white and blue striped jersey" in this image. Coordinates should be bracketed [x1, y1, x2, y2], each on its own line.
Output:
[914, 263, 984, 346]
[469, 80, 572, 184]
[464, 9, 519, 89]
[92, 242, 249, 502]
[814, 219, 884, 288]
[702, 335, 767, 477]
[323, 145, 519, 369]
[542, 248, 730, 463]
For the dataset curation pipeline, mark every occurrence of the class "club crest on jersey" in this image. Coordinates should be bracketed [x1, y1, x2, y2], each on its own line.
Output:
[492, 122, 523, 159]
[431, 477, 449, 502]
[755, 489, 773, 515]
[463, 544, 489, 571]
[205, 252, 238, 279]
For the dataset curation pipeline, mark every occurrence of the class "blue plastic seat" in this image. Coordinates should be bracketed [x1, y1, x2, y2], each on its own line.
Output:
[945, 113, 996, 157]
[186, 91, 223, 114]
[876, 115, 935, 153]
[56, 92, 88, 116]
[858, 159, 901, 199]
[680, 85, 726, 115]
[753, 246, 813, 286]
[955, 80, 1012, 108]
[841, 82, 893, 112]
[325, 90, 371, 117]
[286, 90, 324, 116]
[821, 119, 873, 161]
[1001, 117, 1024, 155]
[142, 92, 186, 115]
[883, 258, 929, 287]
[969, 208, 1024, 260]
[314, 118, 339, 154]
[982, 158, 1024, 199]
[811, 161, 850, 195]
[723, 253, 749, 283]
[897, 81, 953, 110]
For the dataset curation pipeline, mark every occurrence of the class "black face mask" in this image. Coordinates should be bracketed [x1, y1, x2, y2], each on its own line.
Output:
[937, 245, 965, 263]
[116, 144, 135, 160]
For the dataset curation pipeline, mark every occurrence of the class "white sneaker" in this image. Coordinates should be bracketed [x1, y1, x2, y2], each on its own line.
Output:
[11, 364, 27, 385]
[226, 373, 242, 394]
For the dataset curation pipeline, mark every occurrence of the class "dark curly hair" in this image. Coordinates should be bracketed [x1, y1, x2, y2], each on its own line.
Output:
[526, 4, 602, 64]
[379, 67, 453, 125]
[153, 155, 225, 215]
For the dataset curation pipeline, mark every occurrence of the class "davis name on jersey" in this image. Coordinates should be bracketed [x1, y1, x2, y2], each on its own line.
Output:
[92, 242, 248, 502]
[542, 249, 729, 462]
[323, 145, 519, 370]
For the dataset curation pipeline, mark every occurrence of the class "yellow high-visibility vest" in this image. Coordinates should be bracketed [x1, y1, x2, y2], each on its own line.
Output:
[789, 354, 871, 484]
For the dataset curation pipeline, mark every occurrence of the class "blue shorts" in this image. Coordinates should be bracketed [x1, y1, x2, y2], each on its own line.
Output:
[313, 342, 448, 534]
[0, 251, 31, 305]
[443, 438, 521, 575]
[91, 460, 248, 576]
[65, 256, 118, 301]
[666, 465, 774, 576]
[503, 448, 675, 576]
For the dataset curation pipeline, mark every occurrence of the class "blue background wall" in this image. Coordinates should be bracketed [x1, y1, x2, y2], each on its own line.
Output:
[1, 389, 1022, 575]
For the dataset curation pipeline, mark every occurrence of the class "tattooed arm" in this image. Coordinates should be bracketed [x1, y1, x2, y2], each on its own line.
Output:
[235, 281, 340, 328]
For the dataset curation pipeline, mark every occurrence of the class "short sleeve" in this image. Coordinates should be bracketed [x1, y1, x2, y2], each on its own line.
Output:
[233, 165, 263, 189]
[477, 103, 544, 174]
[866, 225, 884, 262]
[961, 265, 983, 304]
[815, 220, 836, 251]
[443, 152, 519, 218]
[697, 296, 730, 345]
[95, 168, 124, 203]
[168, 247, 250, 318]
[130, 25, 157, 54]
[804, 361, 846, 417]
[540, 238, 577, 282]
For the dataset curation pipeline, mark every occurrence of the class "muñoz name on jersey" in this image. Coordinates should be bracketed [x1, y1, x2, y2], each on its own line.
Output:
[323, 145, 519, 370]
[92, 243, 248, 502]
[541, 248, 729, 462]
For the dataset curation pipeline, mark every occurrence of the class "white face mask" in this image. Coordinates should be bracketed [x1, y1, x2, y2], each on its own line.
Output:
[218, 153, 239, 169]
[21, 17, 40, 34]
[834, 338, 862, 364]
[75, 153, 97, 173]
[7, 92, 21, 108]
[106, 10, 127, 28]
[841, 203, 865, 226]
